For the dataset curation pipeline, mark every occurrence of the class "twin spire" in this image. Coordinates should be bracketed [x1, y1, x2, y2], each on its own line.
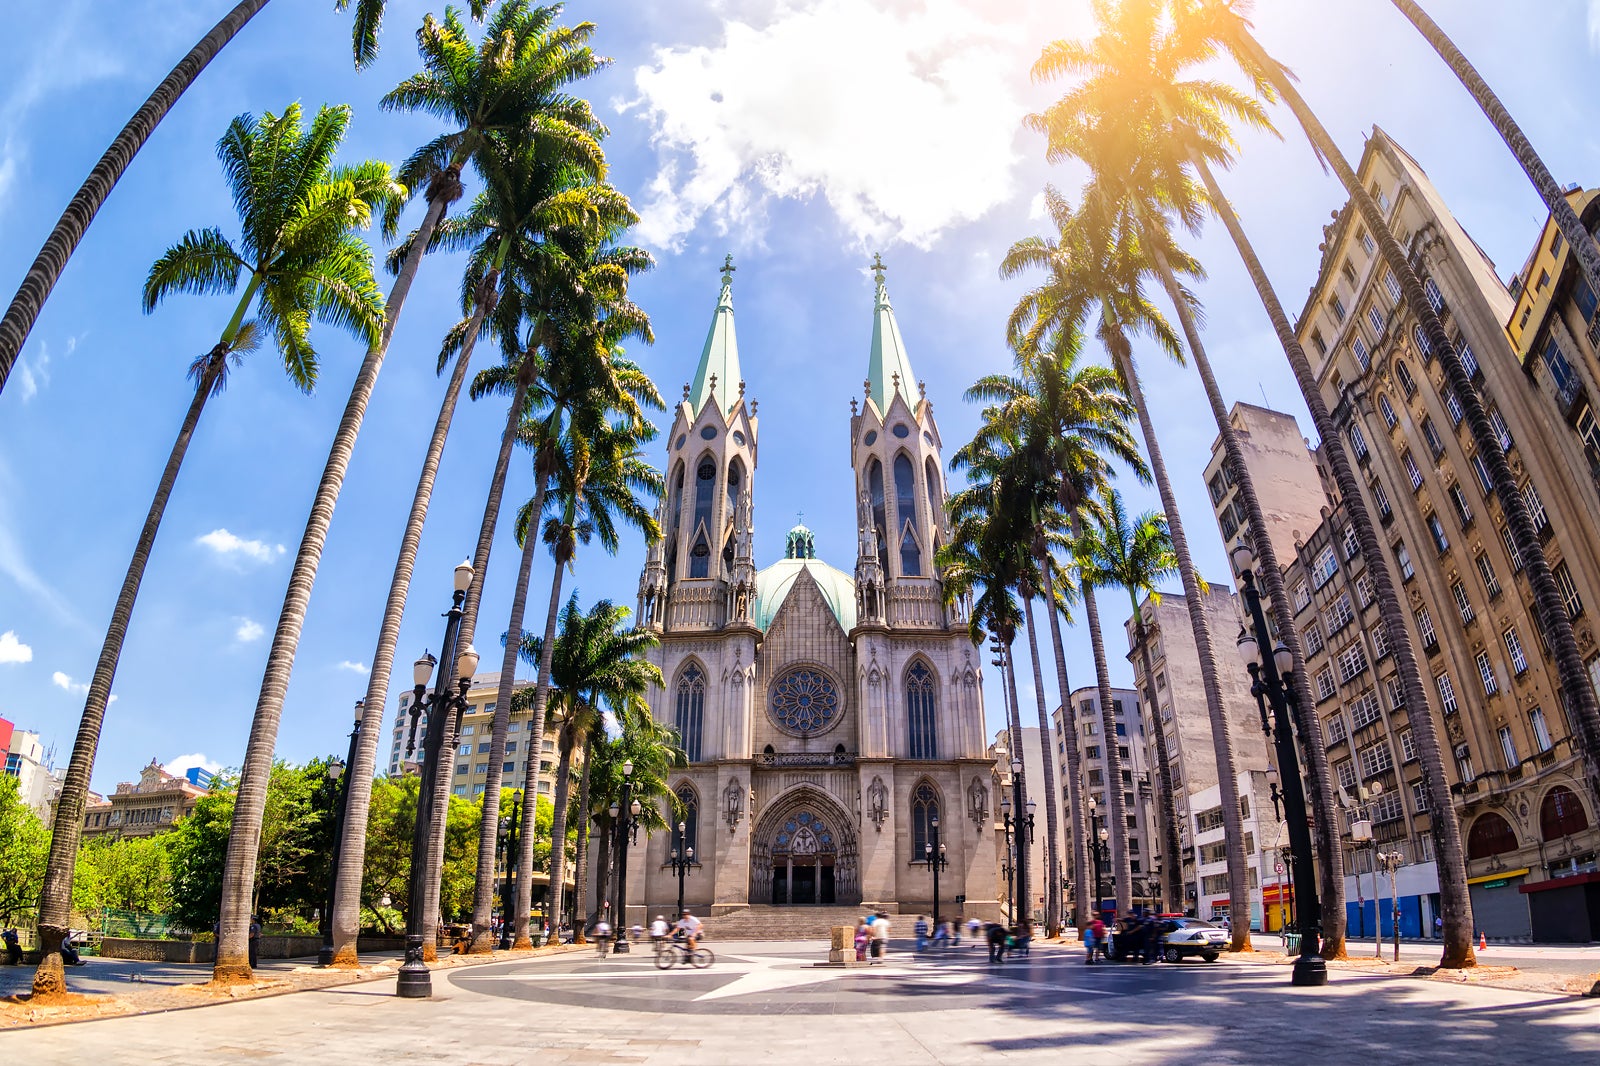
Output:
[685, 253, 918, 417]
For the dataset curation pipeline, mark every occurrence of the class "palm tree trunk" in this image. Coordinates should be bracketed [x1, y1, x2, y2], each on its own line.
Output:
[570, 739, 596, 940]
[1020, 593, 1063, 937]
[467, 472, 550, 952]
[1082, 582, 1133, 917]
[0, 0, 271, 397]
[212, 170, 460, 983]
[514, 544, 569, 947]
[591, 812, 613, 934]
[545, 737, 577, 940]
[1130, 594, 1186, 915]
[1192, 152, 1462, 963]
[1000, 641, 1033, 934]
[1039, 557, 1089, 933]
[1147, 242, 1348, 958]
[1110, 336, 1251, 950]
[1389, 0, 1600, 302]
[328, 274, 493, 967]
[31, 361, 221, 996]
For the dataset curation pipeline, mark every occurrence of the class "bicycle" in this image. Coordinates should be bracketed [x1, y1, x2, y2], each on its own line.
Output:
[654, 939, 715, 969]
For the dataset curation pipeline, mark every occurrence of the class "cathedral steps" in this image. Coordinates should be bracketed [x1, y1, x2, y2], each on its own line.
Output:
[702, 905, 897, 942]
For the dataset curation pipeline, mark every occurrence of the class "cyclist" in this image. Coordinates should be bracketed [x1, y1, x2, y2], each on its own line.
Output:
[675, 909, 703, 951]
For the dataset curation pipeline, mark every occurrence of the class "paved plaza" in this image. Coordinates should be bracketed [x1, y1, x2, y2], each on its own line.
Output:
[6, 940, 1597, 1064]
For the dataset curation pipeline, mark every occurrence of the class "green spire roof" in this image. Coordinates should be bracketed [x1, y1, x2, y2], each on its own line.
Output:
[866, 254, 916, 414]
[689, 254, 741, 416]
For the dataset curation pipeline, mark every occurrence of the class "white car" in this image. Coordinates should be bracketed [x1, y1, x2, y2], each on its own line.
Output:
[1160, 918, 1228, 962]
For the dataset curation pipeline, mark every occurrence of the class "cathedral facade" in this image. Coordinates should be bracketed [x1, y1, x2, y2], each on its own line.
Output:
[620, 260, 999, 922]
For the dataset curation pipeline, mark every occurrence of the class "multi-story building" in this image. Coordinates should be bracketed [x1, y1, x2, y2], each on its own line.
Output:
[385, 672, 557, 799]
[1204, 401, 1331, 566]
[992, 727, 1048, 926]
[3, 721, 65, 817]
[1123, 583, 1272, 926]
[1285, 127, 1600, 939]
[82, 760, 207, 838]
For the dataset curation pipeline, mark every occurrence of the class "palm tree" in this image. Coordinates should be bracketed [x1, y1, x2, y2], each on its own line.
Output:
[585, 702, 686, 929]
[0, 0, 498, 397]
[1003, 190, 1252, 951]
[1078, 489, 1186, 915]
[30, 103, 391, 997]
[213, 2, 608, 982]
[1387, 1, 1600, 301]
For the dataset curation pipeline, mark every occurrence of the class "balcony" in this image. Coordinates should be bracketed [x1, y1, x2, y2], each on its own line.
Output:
[758, 751, 857, 769]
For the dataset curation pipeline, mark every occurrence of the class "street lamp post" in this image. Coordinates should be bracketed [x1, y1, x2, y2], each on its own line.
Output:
[999, 792, 1014, 922]
[398, 561, 478, 999]
[1378, 850, 1404, 962]
[925, 815, 948, 928]
[668, 820, 695, 918]
[317, 699, 364, 967]
[1000, 767, 1035, 932]
[609, 761, 640, 953]
[1232, 540, 1327, 988]
[498, 790, 522, 951]
[1086, 796, 1109, 916]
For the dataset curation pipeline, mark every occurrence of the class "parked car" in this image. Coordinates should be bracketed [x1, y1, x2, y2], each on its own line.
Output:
[1159, 918, 1227, 962]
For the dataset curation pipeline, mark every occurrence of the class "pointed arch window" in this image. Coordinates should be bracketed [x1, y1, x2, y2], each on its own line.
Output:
[867, 458, 888, 573]
[675, 664, 705, 762]
[924, 456, 944, 548]
[675, 784, 700, 858]
[690, 458, 716, 578]
[911, 781, 940, 859]
[907, 661, 938, 758]
[894, 454, 921, 576]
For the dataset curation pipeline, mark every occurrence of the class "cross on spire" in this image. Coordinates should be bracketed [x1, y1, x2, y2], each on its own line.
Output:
[870, 252, 886, 284]
[720, 253, 736, 284]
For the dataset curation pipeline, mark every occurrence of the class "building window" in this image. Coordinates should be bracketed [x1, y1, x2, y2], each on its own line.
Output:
[1384, 269, 1402, 304]
[1315, 668, 1337, 702]
[1488, 407, 1513, 451]
[1337, 643, 1369, 684]
[1303, 620, 1324, 656]
[1341, 259, 1358, 287]
[1412, 781, 1430, 812]
[1396, 542, 1414, 581]
[1373, 792, 1405, 824]
[1498, 726, 1519, 769]
[1529, 708, 1553, 753]
[1358, 741, 1393, 779]
[477, 742, 491, 754]
[690, 458, 717, 577]
[906, 661, 939, 759]
[1367, 305, 1386, 335]
[474, 763, 488, 775]
[1452, 582, 1475, 624]
[1396, 361, 1417, 400]
[1426, 513, 1450, 554]
[1328, 594, 1355, 632]
[1476, 651, 1499, 696]
[1399, 730, 1417, 762]
[1378, 394, 1398, 429]
[1372, 478, 1393, 520]
[1293, 581, 1312, 612]
[1443, 387, 1463, 427]
[894, 454, 922, 576]
[1524, 483, 1550, 533]
[676, 784, 700, 858]
[1421, 417, 1445, 459]
[1342, 524, 1362, 561]
[1331, 294, 1346, 322]
[1476, 553, 1502, 599]
[1416, 607, 1437, 649]
[1413, 324, 1433, 362]
[1449, 483, 1473, 529]
[1349, 691, 1382, 729]
[1455, 744, 1475, 784]
[1361, 229, 1377, 256]
[1385, 671, 1406, 708]
[1553, 561, 1583, 619]
[1373, 621, 1392, 660]
[1336, 760, 1358, 792]
[1374, 185, 1393, 214]
[1423, 277, 1444, 312]
[1500, 526, 1523, 572]
[1311, 328, 1328, 357]
[675, 663, 706, 762]
[1540, 786, 1591, 841]
[1325, 713, 1348, 745]
[1543, 336, 1580, 402]
[1459, 342, 1480, 379]
[1313, 547, 1338, 589]
[1349, 423, 1369, 461]
[1403, 450, 1423, 491]
[1353, 336, 1371, 372]
[1437, 672, 1458, 715]
[1504, 628, 1529, 675]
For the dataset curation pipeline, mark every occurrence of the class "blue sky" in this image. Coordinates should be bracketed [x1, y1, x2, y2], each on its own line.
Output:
[2, 0, 1598, 793]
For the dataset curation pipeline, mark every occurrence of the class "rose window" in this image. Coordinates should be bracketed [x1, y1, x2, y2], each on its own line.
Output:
[770, 668, 840, 734]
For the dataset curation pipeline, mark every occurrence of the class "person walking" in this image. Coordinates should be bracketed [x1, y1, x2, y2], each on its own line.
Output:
[247, 915, 261, 969]
[593, 917, 612, 957]
[2, 928, 20, 966]
[966, 916, 982, 949]
[854, 919, 871, 962]
[932, 920, 950, 950]
[914, 914, 929, 952]
[1086, 914, 1107, 965]
[869, 912, 890, 960]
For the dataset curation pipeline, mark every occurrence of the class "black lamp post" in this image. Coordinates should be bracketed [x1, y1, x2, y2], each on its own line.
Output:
[924, 814, 948, 928]
[498, 790, 522, 951]
[999, 801, 1015, 923]
[668, 819, 695, 918]
[398, 560, 478, 999]
[1231, 539, 1327, 988]
[1000, 768, 1034, 932]
[317, 699, 364, 967]
[609, 760, 639, 953]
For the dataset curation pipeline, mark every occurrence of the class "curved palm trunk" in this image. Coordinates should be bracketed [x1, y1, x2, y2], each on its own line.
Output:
[1390, 0, 1600, 300]
[329, 276, 494, 966]
[569, 739, 596, 940]
[545, 735, 577, 938]
[1148, 243, 1347, 957]
[1000, 641, 1032, 933]
[590, 812, 613, 933]
[1082, 582, 1132, 916]
[212, 172, 460, 983]
[467, 472, 550, 952]
[0, 0, 271, 396]
[31, 362, 221, 996]
[1130, 595, 1185, 914]
[514, 547, 569, 947]
[1020, 595, 1064, 937]
[1039, 559, 1089, 932]
[1110, 337, 1251, 950]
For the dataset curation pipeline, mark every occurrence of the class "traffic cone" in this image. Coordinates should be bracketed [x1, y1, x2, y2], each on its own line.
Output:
[1478, 931, 1487, 952]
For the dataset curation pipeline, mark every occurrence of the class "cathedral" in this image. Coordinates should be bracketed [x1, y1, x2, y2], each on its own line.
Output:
[619, 258, 999, 923]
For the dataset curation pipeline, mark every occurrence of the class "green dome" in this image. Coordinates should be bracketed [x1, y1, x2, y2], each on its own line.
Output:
[752, 558, 856, 633]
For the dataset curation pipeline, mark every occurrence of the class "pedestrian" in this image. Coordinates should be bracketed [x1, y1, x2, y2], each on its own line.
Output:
[932, 920, 950, 949]
[854, 919, 871, 962]
[1087, 914, 1107, 964]
[950, 919, 961, 948]
[1434, 915, 1443, 939]
[869, 912, 890, 960]
[593, 917, 612, 957]
[2, 928, 21, 966]
[914, 914, 929, 952]
[986, 921, 1008, 964]
[966, 916, 982, 948]
[247, 915, 261, 969]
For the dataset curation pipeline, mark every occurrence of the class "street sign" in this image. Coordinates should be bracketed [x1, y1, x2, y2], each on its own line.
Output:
[1274, 862, 1283, 874]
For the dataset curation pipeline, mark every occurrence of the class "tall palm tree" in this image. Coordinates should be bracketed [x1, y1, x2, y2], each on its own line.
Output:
[585, 701, 686, 928]
[0, 0, 498, 397]
[30, 104, 391, 997]
[1003, 190, 1252, 951]
[1387, 0, 1600, 301]
[1078, 489, 1187, 915]
[966, 335, 1146, 929]
[212, 2, 607, 982]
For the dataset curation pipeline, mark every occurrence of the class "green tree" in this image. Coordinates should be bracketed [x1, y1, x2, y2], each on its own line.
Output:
[75, 836, 175, 915]
[167, 789, 236, 932]
[28, 103, 392, 997]
[586, 700, 686, 928]
[0, 776, 49, 925]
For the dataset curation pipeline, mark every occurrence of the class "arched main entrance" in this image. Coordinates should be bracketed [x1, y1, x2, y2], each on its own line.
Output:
[750, 788, 860, 906]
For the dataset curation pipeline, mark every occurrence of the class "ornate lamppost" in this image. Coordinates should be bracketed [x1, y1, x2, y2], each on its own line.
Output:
[1232, 539, 1327, 988]
[397, 561, 478, 999]
[924, 814, 948, 928]
[1000, 775, 1034, 931]
[317, 699, 363, 967]
[668, 820, 695, 918]
[999, 793, 1015, 923]
[498, 790, 522, 950]
[608, 760, 640, 953]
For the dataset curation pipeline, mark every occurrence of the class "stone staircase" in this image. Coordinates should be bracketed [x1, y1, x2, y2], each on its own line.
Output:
[701, 906, 895, 942]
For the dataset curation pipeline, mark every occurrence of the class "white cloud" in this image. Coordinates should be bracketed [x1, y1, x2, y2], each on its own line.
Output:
[626, 0, 1030, 251]
[0, 630, 32, 663]
[164, 752, 222, 779]
[50, 670, 112, 701]
[196, 528, 286, 565]
[234, 617, 265, 643]
[337, 660, 371, 675]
